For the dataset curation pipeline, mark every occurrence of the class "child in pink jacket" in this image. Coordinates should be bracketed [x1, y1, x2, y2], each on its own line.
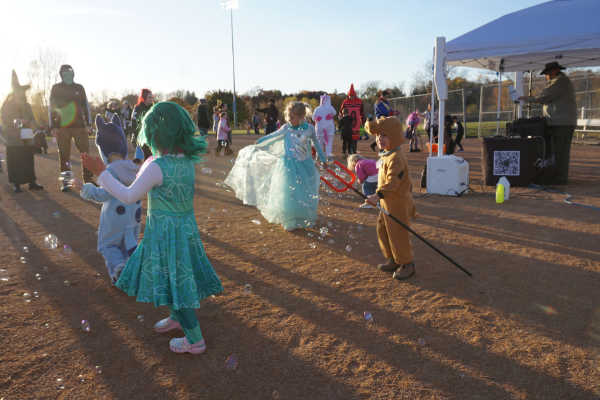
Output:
[347, 154, 379, 209]
[214, 112, 233, 155]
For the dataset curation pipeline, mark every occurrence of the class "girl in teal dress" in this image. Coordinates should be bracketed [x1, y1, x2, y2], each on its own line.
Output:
[81, 102, 223, 355]
[225, 102, 329, 231]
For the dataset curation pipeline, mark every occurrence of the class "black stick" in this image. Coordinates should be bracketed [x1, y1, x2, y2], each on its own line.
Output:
[352, 187, 472, 277]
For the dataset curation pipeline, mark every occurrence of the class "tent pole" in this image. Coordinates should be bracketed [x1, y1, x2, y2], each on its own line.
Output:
[462, 87, 466, 136]
[429, 64, 436, 158]
[478, 85, 483, 138]
[527, 70, 532, 117]
[496, 72, 502, 135]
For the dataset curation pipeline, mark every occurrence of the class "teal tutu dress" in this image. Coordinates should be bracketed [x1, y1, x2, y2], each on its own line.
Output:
[116, 155, 224, 309]
[225, 122, 327, 229]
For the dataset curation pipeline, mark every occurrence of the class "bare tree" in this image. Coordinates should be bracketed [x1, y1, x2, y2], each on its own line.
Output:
[411, 58, 465, 95]
[26, 46, 67, 125]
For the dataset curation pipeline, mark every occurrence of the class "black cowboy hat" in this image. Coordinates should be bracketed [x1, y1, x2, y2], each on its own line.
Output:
[10, 70, 30, 93]
[540, 61, 566, 75]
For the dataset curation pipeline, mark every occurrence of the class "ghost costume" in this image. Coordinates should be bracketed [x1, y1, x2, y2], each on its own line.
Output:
[81, 114, 141, 283]
[313, 95, 336, 158]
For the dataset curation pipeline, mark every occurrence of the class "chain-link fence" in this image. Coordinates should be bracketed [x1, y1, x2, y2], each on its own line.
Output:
[388, 72, 600, 138]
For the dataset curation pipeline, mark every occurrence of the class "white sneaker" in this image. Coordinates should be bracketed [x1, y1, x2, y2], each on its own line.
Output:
[359, 203, 373, 209]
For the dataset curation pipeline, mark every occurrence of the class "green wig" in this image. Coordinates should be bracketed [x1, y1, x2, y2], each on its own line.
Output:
[138, 101, 207, 162]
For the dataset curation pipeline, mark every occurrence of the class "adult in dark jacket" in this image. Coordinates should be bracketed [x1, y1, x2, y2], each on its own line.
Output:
[452, 116, 464, 151]
[131, 88, 154, 162]
[119, 101, 133, 138]
[1, 70, 44, 193]
[518, 62, 577, 185]
[196, 98, 211, 136]
[255, 98, 279, 135]
[49, 65, 93, 191]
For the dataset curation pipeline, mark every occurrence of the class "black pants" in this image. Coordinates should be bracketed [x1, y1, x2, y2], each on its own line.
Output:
[266, 123, 277, 135]
[254, 123, 259, 134]
[455, 132, 464, 150]
[352, 139, 358, 154]
[342, 136, 352, 154]
[215, 140, 233, 155]
[551, 125, 575, 181]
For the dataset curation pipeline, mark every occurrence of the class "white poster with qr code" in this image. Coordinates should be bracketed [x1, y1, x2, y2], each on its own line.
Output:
[493, 151, 520, 176]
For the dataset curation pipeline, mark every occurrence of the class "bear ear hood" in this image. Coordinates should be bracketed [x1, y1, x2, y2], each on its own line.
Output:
[365, 116, 405, 149]
[320, 94, 331, 106]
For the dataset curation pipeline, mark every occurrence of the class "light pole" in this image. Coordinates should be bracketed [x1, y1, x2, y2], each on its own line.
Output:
[221, 0, 238, 129]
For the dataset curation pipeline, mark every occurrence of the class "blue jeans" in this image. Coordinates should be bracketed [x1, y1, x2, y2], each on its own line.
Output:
[198, 128, 208, 136]
[363, 180, 377, 197]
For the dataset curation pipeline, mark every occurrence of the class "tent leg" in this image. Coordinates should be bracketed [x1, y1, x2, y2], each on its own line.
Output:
[496, 72, 502, 135]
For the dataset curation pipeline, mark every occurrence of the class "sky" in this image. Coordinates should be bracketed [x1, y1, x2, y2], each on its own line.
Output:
[0, 0, 547, 101]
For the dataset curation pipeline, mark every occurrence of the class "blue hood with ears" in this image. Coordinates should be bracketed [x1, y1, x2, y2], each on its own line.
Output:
[95, 114, 128, 165]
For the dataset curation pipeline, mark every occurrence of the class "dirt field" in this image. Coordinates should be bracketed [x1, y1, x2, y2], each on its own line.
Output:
[1, 135, 600, 400]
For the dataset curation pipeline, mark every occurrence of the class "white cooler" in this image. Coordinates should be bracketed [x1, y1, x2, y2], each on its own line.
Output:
[426, 155, 469, 196]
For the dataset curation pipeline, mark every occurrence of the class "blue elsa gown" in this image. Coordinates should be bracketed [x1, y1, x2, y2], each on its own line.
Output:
[225, 122, 327, 230]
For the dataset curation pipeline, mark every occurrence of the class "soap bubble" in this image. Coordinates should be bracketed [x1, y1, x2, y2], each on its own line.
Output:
[345, 245, 352, 252]
[209, 207, 215, 212]
[78, 374, 85, 382]
[23, 292, 31, 302]
[36, 274, 41, 280]
[272, 390, 281, 399]
[202, 168, 212, 174]
[230, 158, 236, 164]
[63, 245, 72, 255]
[252, 219, 261, 225]
[81, 319, 90, 331]
[138, 315, 144, 322]
[95, 366, 102, 374]
[223, 209, 227, 213]
[418, 338, 426, 347]
[319, 227, 328, 236]
[328, 239, 334, 245]
[23, 247, 29, 252]
[327, 222, 332, 228]
[56, 378, 65, 390]
[33, 291, 39, 298]
[357, 225, 363, 231]
[20, 257, 26, 264]
[243, 284, 252, 294]
[43, 267, 48, 272]
[307, 233, 313, 237]
[310, 243, 316, 249]
[14, 119, 22, 128]
[64, 280, 70, 286]
[364, 311, 373, 322]
[225, 355, 238, 370]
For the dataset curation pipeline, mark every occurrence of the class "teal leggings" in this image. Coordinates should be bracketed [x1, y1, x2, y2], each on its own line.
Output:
[167, 305, 203, 344]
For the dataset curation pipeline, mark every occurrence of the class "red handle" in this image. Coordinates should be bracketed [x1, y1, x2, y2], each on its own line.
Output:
[320, 160, 356, 192]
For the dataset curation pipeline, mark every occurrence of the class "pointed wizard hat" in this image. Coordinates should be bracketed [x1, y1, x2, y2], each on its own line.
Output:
[10, 70, 30, 93]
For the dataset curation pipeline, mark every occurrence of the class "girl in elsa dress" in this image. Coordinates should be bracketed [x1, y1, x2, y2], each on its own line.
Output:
[225, 102, 328, 231]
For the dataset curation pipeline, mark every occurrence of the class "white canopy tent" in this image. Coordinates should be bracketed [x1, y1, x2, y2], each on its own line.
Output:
[445, 0, 600, 73]
[431, 0, 600, 151]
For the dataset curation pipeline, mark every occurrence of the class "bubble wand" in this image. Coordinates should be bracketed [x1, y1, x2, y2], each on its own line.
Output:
[320, 161, 472, 277]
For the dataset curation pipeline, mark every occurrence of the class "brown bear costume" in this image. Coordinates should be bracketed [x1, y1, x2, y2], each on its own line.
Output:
[365, 116, 419, 280]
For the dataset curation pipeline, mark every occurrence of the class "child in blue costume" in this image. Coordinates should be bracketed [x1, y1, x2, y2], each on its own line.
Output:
[225, 102, 328, 231]
[81, 102, 224, 355]
[70, 114, 141, 285]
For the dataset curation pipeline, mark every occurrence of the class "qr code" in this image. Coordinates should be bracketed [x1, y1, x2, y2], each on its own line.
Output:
[493, 151, 520, 176]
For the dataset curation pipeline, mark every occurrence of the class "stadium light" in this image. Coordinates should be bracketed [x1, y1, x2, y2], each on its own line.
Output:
[221, 0, 239, 129]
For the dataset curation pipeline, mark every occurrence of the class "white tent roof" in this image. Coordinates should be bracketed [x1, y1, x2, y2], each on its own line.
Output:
[446, 0, 600, 72]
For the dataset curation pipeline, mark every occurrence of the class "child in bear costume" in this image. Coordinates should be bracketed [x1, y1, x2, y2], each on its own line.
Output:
[313, 94, 337, 159]
[365, 116, 419, 280]
[70, 114, 142, 284]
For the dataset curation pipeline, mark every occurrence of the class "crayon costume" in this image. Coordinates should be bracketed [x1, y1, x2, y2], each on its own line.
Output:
[340, 84, 366, 152]
[80, 114, 141, 284]
[225, 122, 327, 230]
[365, 116, 419, 280]
[313, 94, 337, 158]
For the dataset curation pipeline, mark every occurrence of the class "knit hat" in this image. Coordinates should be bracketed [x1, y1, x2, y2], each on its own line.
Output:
[95, 114, 128, 165]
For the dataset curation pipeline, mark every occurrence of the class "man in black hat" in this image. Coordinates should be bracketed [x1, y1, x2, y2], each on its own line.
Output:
[518, 62, 577, 185]
[49, 64, 94, 192]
